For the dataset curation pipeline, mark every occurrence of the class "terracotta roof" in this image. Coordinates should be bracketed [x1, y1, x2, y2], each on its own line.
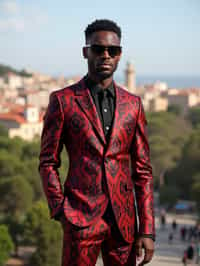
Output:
[0, 113, 26, 124]
[2, 103, 35, 112]
[20, 90, 39, 95]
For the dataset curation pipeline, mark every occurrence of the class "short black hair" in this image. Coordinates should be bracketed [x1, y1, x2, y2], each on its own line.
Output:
[85, 19, 121, 42]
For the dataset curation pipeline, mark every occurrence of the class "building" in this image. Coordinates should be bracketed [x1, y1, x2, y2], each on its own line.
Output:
[167, 90, 200, 114]
[19, 90, 50, 109]
[0, 104, 43, 141]
[5, 72, 23, 89]
[125, 61, 136, 94]
[148, 97, 168, 112]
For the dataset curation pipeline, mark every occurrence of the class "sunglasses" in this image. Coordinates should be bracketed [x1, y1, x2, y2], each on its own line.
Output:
[85, 44, 122, 57]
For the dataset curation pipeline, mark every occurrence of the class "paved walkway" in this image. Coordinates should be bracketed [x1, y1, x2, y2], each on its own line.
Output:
[96, 213, 198, 265]
[6, 213, 198, 266]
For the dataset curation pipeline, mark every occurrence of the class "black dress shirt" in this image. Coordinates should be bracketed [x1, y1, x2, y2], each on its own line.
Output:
[84, 76, 115, 141]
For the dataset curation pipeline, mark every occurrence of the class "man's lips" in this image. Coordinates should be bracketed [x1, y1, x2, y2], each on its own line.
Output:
[97, 63, 112, 69]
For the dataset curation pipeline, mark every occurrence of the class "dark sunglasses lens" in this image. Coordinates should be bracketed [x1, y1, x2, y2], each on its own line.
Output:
[91, 45, 105, 55]
[108, 46, 121, 56]
[91, 45, 121, 56]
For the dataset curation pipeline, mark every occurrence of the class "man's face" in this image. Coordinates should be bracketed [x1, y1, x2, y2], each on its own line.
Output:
[83, 31, 122, 80]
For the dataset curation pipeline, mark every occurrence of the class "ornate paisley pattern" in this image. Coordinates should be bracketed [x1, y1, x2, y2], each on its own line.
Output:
[39, 78, 155, 243]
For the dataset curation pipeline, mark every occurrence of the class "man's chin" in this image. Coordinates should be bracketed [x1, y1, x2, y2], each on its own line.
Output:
[96, 71, 113, 79]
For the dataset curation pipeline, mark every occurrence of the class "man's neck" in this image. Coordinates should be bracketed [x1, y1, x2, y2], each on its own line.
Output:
[87, 74, 113, 89]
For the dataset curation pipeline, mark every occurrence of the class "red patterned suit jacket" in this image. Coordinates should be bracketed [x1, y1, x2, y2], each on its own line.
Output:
[39, 77, 155, 243]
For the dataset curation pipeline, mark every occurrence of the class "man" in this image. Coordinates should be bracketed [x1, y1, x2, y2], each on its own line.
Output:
[39, 19, 155, 266]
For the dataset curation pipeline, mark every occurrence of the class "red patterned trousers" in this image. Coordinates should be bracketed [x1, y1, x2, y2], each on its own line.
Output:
[61, 207, 136, 266]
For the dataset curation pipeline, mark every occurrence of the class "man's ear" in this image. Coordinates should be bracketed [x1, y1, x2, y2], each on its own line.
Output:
[83, 47, 88, 58]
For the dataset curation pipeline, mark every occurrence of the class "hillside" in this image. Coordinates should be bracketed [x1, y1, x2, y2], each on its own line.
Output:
[0, 63, 32, 77]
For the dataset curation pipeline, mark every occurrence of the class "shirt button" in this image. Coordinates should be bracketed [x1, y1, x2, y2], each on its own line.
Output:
[105, 126, 110, 131]
[104, 108, 108, 112]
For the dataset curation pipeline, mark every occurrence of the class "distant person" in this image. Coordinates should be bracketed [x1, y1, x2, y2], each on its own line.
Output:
[160, 208, 166, 230]
[39, 19, 155, 265]
[188, 226, 198, 241]
[182, 250, 187, 266]
[196, 241, 200, 265]
[187, 243, 194, 260]
[168, 232, 174, 244]
[180, 226, 187, 241]
[182, 243, 195, 265]
[172, 219, 177, 232]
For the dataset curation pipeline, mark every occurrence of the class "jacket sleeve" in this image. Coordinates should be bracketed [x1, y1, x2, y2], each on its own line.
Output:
[39, 91, 65, 219]
[130, 97, 155, 238]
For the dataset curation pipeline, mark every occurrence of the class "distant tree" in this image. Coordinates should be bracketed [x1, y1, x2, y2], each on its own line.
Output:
[0, 136, 12, 150]
[18, 69, 32, 77]
[0, 136, 25, 158]
[159, 185, 180, 207]
[23, 201, 62, 266]
[147, 111, 192, 187]
[191, 172, 200, 214]
[21, 141, 40, 160]
[0, 63, 32, 77]
[187, 107, 200, 128]
[59, 148, 69, 185]
[0, 175, 33, 218]
[0, 224, 14, 266]
[3, 216, 24, 256]
[168, 104, 182, 116]
[0, 150, 28, 178]
[26, 158, 44, 201]
[0, 63, 18, 76]
[167, 127, 200, 199]
[0, 124, 8, 137]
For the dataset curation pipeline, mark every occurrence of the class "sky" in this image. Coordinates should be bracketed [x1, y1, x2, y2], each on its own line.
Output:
[0, 0, 200, 78]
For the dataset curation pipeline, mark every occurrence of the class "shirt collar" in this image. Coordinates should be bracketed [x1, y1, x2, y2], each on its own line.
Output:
[84, 75, 115, 98]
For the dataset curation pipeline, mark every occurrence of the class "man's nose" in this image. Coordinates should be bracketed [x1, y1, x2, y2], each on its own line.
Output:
[101, 48, 110, 58]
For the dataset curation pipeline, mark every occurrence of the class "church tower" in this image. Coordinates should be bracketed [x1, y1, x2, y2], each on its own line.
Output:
[125, 61, 136, 94]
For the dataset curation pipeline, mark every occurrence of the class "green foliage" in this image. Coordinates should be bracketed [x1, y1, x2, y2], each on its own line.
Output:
[21, 141, 40, 160]
[25, 158, 45, 200]
[3, 216, 24, 255]
[59, 148, 69, 184]
[147, 111, 192, 185]
[0, 63, 32, 77]
[167, 127, 200, 199]
[23, 201, 62, 266]
[0, 175, 33, 218]
[7, 137, 26, 156]
[0, 133, 68, 220]
[191, 173, 200, 213]
[168, 104, 182, 116]
[0, 224, 14, 266]
[0, 124, 8, 137]
[159, 185, 180, 207]
[0, 150, 28, 177]
[187, 107, 200, 128]
[20, 141, 44, 200]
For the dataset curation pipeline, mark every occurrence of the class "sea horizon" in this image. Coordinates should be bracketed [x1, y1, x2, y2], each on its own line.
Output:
[115, 75, 200, 89]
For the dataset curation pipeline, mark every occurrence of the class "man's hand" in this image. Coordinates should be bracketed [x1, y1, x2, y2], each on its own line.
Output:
[135, 237, 154, 265]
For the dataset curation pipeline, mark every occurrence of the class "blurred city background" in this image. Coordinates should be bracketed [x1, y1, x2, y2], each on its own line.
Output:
[0, 0, 200, 265]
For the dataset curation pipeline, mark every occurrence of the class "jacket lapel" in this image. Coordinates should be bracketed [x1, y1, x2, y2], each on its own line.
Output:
[106, 83, 128, 151]
[75, 78, 106, 145]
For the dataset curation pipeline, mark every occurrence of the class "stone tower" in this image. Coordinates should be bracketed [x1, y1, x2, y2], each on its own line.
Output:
[125, 61, 136, 93]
